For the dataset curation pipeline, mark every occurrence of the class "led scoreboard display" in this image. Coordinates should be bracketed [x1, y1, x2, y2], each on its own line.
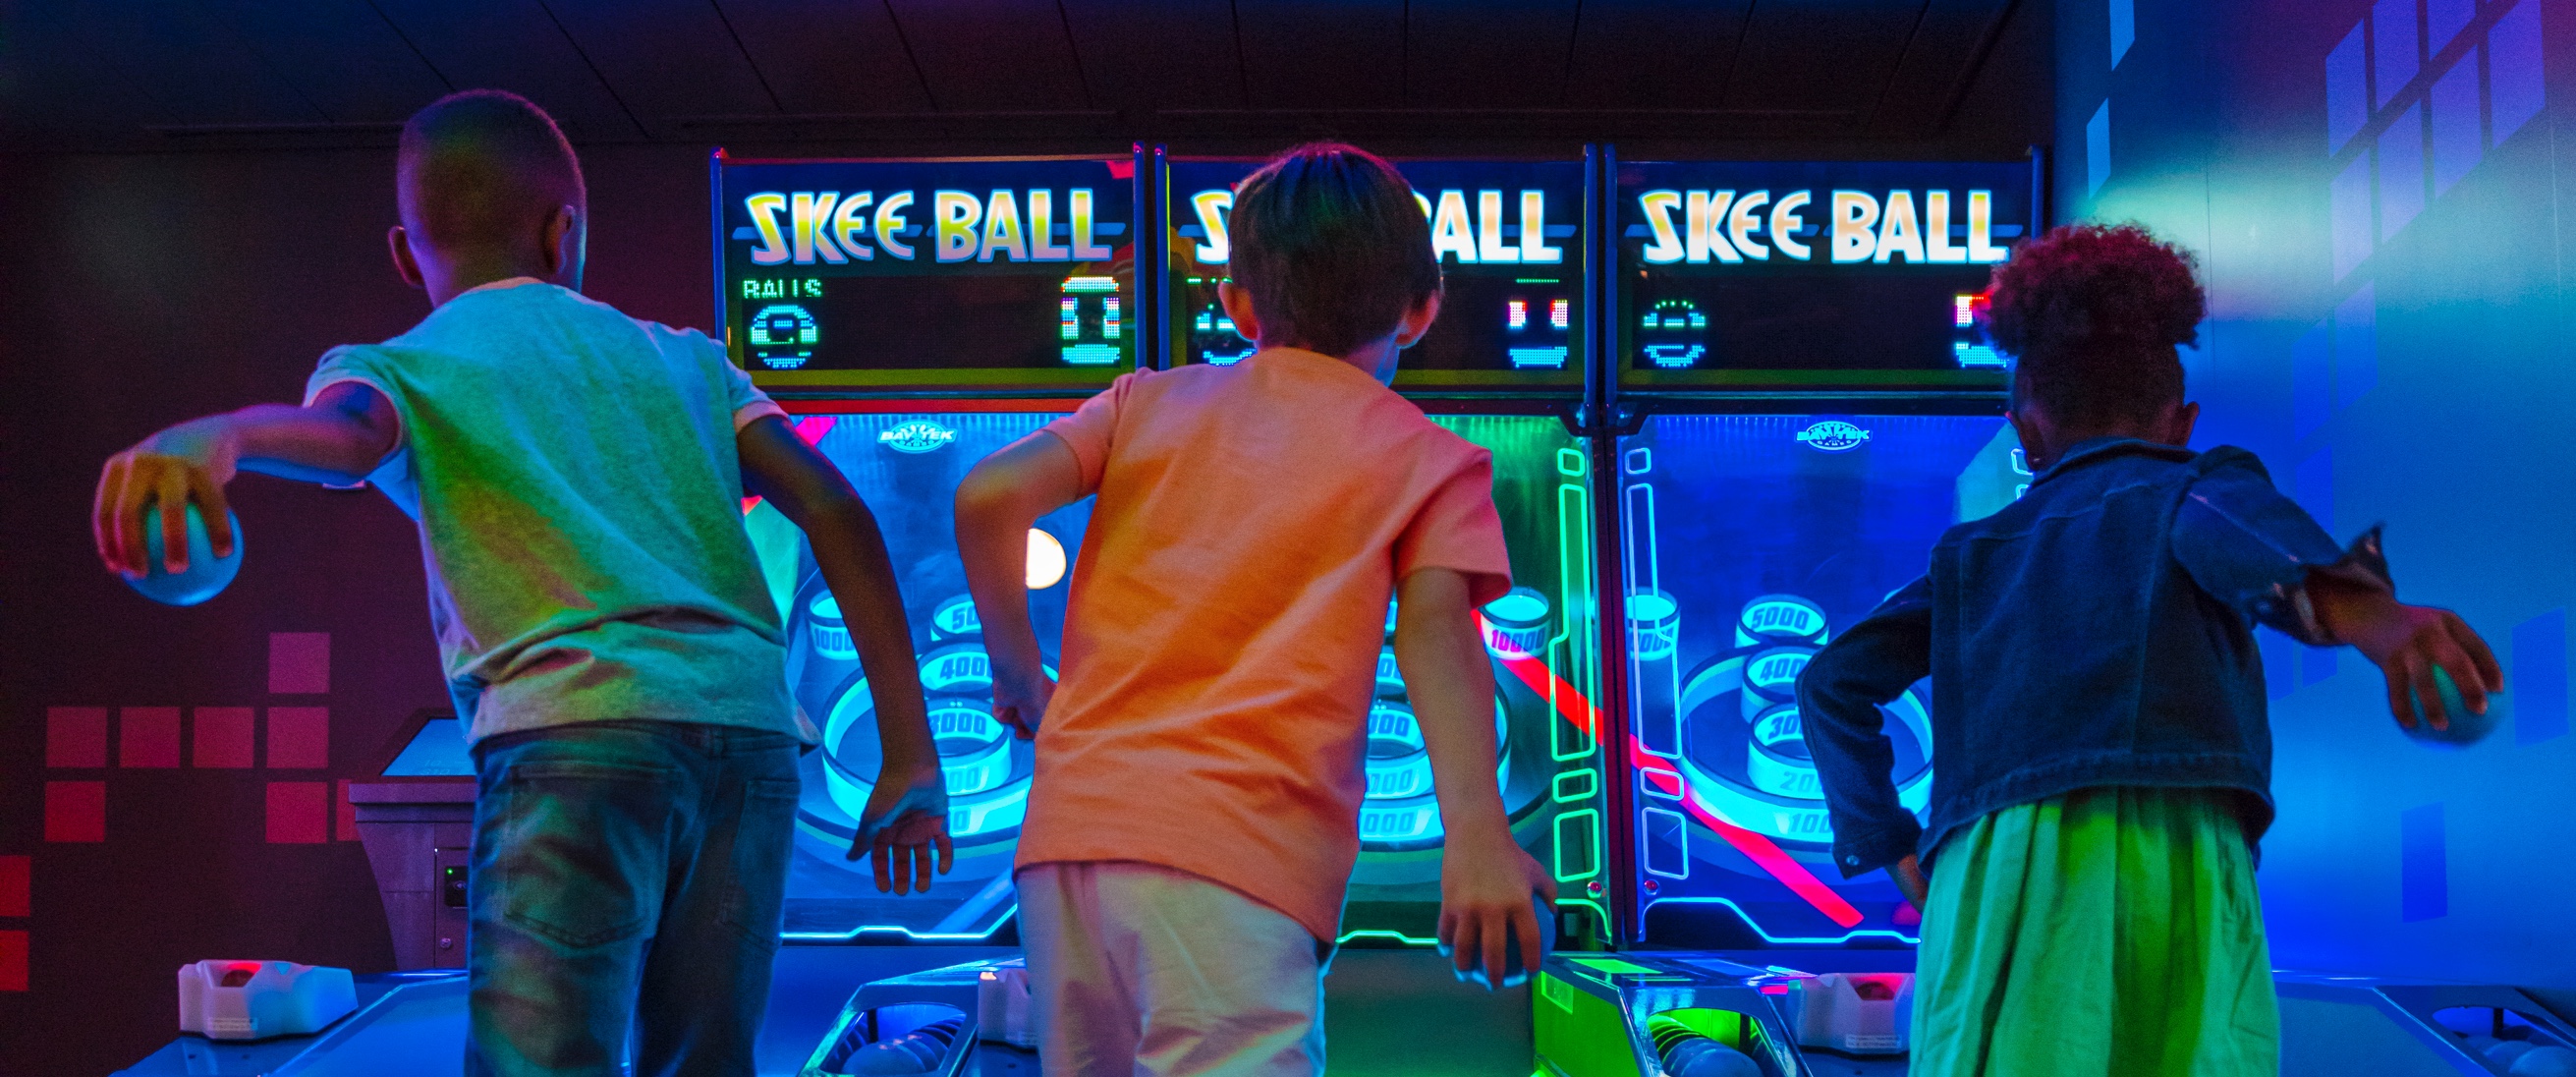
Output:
[1166, 157, 1587, 390]
[715, 152, 1142, 389]
[1616, 158, 2037, 389]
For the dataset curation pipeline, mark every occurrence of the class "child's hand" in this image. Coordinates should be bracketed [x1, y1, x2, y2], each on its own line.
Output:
[1436, 824, 1556, 990]
[1890, 854, 1929, 912]
[991, 664, 1056, 740]
[2314, 580, 2502, 731]
[94, 420, 241, 578]
[848, 761, 954, 895]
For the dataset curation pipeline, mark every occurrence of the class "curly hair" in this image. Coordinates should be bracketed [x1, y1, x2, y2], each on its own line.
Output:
[1984, 223, 2205, 428]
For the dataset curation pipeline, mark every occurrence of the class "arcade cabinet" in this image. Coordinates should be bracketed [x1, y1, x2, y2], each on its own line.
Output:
[1531, 154, 2038, 1077]
[714, 149, 1146, 1072]
[712, 148, 1142, 946]
[348, 710, 476, 971]
[1162, 151, 1615, 952]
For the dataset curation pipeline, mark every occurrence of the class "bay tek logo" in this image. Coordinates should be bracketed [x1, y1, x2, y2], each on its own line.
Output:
[878, 421, 958, 454]
[1796, 420, 1872, 452]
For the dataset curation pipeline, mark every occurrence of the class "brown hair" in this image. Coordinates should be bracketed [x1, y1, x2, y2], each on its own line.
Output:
[397, 90, 586, 255]
[1228, 143, 1442, 358]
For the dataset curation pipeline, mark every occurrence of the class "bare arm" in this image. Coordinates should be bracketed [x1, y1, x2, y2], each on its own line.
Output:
[93, 381, 398, 577]
[954, 431, 1089, 737]
[2311, 573, 2502, 730]
[738, 416, 950, 891]
[1394, 567, 1554, 988]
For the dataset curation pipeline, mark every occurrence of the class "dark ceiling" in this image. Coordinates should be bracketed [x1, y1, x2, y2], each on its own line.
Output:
[0, 0, 2044, 152]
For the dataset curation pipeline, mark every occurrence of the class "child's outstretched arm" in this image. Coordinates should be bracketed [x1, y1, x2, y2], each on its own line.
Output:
[1395, 567, 1557, 989]
[739, 417, 951, 894]
[1796, 576, 1934, 909]
[954, 431, 1090, 738]
[2312, 576, 2501, 730]
[93, 382, 400, 579]
[2170, 450, 2501, 730]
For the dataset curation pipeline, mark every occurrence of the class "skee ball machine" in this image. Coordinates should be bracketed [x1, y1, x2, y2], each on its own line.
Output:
[1533, 154, 2039, 1077]
[713, 149, 1146, 946]
[1162, 150, 1615, 951]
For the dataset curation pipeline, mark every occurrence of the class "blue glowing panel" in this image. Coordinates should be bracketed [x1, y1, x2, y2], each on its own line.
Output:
[2374, 0, 2420, 107]
[748, 412, 1091, 940]
[2328, 22, 2370, 153]
[1619, 413, 2006, 946]
[2332, 152, 2375, 281]
[2514, 609, 2569, 745]
[1343, 417, 1608, 945]
[2334, 283, 2378, 410]
[2293, 320, 2332, 438]
[379, 718, 470, 777]
[2089, 100, 2112, 197]
[2491, 0, 2548, 145]
[2380, 103, 2428, 240]
[2400, 803, 2447, 922]
[716, 155, 1139, 389]
[2432, 58, 2482, 196]
[2428, 0, 2475, 54]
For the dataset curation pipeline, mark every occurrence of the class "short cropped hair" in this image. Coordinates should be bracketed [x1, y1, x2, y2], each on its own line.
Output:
[397, 90, 585, 255]
[1986, 223, 2206, 429]
[1228, 143, 1442, 358]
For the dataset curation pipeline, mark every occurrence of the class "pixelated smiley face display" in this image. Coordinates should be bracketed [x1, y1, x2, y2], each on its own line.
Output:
[1639, 299, 1708, 369]
[1189, 302, 1255, 366]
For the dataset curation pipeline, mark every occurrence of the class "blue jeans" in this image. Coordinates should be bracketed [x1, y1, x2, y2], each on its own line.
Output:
[467, 719, 802, 1077]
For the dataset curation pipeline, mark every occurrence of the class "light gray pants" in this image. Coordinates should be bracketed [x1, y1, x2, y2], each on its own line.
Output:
[1017, 861, 1329, 1077]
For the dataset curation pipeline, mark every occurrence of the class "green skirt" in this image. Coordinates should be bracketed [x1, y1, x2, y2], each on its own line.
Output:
[1910, 786, 2280, 1077]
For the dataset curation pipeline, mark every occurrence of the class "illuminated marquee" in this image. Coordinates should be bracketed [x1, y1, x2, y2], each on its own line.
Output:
[1635, 188, 2011, 265]
[1185, 188, 1566, 265]
[741, 188, 1118, 265]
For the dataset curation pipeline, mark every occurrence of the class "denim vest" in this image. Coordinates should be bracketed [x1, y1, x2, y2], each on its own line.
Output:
[1797, 437, 2387, 878]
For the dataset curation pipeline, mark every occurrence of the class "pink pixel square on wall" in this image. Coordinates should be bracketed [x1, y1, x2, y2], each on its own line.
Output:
[45, 708, 107, 768]
[269, 633, 329, 695]
[266, 708, 329, 769]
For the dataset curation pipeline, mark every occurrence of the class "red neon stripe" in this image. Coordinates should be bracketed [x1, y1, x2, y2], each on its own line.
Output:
[1494, 650, 1866, 929]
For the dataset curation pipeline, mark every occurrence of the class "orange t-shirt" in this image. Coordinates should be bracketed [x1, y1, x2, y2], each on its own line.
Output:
[1015, 347, 1513, 941]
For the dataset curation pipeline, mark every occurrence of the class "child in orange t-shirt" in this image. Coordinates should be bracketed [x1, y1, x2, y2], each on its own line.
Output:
[954, 143, 1553, 1076]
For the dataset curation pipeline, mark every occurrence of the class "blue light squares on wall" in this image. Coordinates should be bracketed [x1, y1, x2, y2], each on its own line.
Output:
[2375, 0, 2421, 107]
[2400, 804, 2447, 921]
[2293, 321, 2332, 438]
[2333, 283, 2378, 409]
[2428, 0, 2475, 55]
[2262, 628, 2298, 701]
[2431, 57, 2483, 195]
[2110, 0, 2135, 67]
[2332, 153, 2374, 280]
[2380, 102, 2428, 239]
[2513, 608, 2569, 746]
[2301, 642, 2341, 686]
[2491, 0, 2548, 145]
[2330, 23, 2372, 152]
[2088, 100, 2112, 197]
[2296, 446, 2334, 533]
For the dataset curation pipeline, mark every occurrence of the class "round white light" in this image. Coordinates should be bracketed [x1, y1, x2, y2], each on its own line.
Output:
[1026, 529, 1068, 590]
